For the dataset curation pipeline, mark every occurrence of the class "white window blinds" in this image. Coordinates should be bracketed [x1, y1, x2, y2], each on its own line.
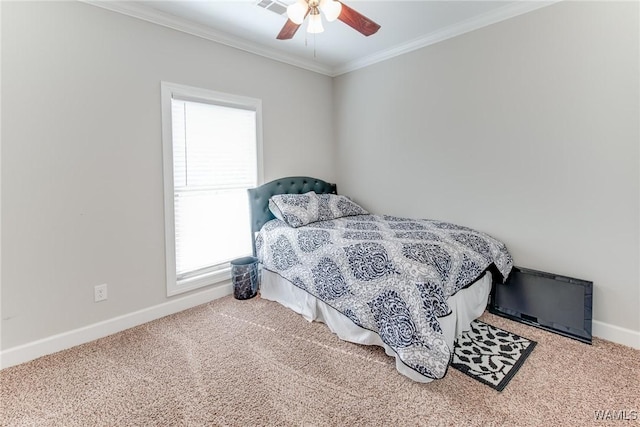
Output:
[169, 96, 258, 285]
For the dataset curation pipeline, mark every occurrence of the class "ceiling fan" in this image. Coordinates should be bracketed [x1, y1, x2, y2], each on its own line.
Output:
[277, 0, 381, 40]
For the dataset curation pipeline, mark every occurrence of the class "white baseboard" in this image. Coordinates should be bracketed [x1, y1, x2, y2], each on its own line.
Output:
[0, 282, 233, 370]
[593, 320, 640, 350]
[2, 285, 637, 370]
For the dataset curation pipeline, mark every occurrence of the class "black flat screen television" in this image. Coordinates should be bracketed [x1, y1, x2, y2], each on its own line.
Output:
[489, 266, 593, 344]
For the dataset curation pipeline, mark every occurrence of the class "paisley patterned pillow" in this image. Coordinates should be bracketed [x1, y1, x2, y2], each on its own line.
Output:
[269, 192, 368, 227]
[269, 192, 319, 228]
[317, 194, 369, 220]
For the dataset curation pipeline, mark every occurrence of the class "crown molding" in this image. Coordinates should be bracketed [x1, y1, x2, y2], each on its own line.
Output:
[82, 0, 557, 78]
[333, 1, 558, 76]
[81, 0, 335, 76]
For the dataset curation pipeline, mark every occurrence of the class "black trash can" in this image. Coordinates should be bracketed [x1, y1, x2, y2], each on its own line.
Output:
[231, 256, 259, 300]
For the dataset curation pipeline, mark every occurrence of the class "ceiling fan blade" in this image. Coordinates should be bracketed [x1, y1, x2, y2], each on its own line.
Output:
[277, 19, 302, 40]
[337, 2, 381, 37]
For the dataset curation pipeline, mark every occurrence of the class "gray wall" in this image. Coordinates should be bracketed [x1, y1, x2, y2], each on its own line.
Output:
[2, 0, 639, 352]
[334, 1, 639, 333]
[1, 1, 335, 349]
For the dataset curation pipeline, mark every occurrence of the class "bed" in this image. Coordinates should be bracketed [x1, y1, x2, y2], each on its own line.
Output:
[248, 176, 512, 383]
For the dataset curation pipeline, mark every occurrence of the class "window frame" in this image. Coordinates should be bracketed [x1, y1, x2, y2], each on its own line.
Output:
[161, 81, 263, 297]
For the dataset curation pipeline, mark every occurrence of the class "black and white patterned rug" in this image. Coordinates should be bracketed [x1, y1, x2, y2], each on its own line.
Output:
[451, 320, 536, 391]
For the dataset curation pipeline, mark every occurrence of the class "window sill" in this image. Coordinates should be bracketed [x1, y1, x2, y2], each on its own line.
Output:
[167, 267, 231, 297]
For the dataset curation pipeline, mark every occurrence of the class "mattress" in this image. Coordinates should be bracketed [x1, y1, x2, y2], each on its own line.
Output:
[260, 269, 492, 383]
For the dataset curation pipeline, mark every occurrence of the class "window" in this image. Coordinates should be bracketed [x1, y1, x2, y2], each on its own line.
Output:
[161, 82, 263, 296]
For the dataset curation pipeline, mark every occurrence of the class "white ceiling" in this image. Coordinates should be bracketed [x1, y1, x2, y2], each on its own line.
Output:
[88, 1, 555, 76]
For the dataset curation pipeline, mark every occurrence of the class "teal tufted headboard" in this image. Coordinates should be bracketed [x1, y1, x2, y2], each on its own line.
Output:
[247, 176, 337, 256]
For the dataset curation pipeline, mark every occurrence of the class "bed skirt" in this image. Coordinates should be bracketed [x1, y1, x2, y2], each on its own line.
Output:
[260, 269, 492, 383]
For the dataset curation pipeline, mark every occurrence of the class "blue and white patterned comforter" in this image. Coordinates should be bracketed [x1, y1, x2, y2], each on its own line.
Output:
[256, 214, 513, 380]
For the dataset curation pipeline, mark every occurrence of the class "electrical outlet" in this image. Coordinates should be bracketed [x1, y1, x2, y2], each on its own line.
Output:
[94, 284, 108, 302]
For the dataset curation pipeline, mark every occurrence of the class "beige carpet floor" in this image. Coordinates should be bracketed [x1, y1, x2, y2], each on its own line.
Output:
[1, 295, 638, 426]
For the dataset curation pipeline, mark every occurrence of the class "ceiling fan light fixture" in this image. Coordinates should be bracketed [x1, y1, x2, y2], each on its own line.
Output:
[307, 12, 324, 33]
[320, 0, 342, 22]
[287, 0, 308, 25]
[276, 0, 380, 40]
